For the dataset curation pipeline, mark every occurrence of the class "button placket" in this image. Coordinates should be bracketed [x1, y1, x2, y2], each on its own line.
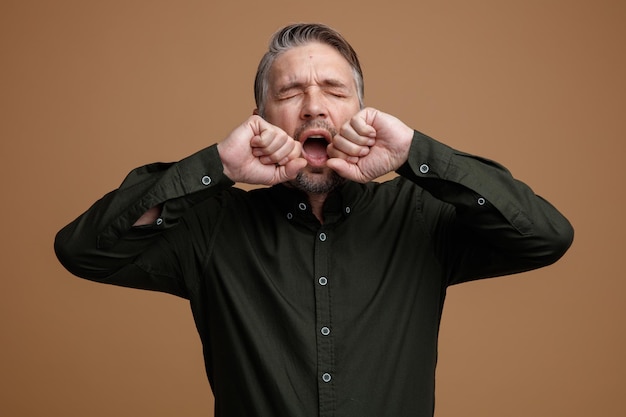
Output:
[313, 228, 334, 413]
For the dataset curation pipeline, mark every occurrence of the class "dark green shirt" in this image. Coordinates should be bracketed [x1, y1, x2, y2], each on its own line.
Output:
[55, 131, 573, 417]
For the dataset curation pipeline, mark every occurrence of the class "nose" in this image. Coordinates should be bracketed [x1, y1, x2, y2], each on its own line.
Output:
[300, 88, 327, 120]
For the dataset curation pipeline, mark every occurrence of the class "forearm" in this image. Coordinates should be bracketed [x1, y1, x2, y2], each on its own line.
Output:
[397, 130, 574, 282]
[54, 144, 234, 282]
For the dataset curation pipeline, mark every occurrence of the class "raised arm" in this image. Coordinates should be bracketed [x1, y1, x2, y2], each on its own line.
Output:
[54, 115, 306, 294]
[398, 130, 574, 283]
[327, 107, 574, 283]
[54, 144, 233, 294]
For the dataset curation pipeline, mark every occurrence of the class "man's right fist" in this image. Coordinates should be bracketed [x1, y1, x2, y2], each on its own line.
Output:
[217, 115, 307, 186]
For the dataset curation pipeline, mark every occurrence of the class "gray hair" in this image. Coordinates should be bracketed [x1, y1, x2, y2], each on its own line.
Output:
[254, 23, 364, 117]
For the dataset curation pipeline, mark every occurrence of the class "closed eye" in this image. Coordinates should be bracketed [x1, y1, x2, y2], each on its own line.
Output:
[276, 91, 302, 100]
[327, 90, 347, 98]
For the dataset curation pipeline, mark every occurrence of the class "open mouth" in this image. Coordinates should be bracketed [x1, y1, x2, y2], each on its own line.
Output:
[294, 122, 336, 167]
[303, 136, 329, 158]
[301, 135, 329, 167]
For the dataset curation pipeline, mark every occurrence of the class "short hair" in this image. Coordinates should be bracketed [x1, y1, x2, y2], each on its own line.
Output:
[254, 23, 364, 117]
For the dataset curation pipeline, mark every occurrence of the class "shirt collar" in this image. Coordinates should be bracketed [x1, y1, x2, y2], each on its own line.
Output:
[268, 181, 364, 227]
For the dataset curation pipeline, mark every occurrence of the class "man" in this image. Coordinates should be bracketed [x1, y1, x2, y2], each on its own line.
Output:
[55, 23, 574, 417]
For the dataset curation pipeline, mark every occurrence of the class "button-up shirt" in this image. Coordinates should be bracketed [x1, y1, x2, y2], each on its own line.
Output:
[55, 130, 573, 417]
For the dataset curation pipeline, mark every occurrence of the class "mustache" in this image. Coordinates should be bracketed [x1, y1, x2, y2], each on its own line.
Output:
[293, 119, 338, 140]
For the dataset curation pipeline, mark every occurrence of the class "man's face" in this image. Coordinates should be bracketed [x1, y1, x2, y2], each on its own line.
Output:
[261, 42, 361, 194]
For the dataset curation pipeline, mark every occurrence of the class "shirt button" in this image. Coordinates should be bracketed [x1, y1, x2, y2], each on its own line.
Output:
[318, 276, 328, 286]
[321, 326, 331, 336]
[201, 175, 212, 186]
[477, 197, 486, 206]
[419, 164, 430, 174]
[322, 373, 332, 383]
[155, 217, 163, 226]
[319, 232, 327, 242]
[345, 206, 351, 214]
[286, 212, 293, 220]
[298, 202, 307, 211]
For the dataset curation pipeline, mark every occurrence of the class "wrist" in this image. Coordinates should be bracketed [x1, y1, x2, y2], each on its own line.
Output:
[216, 143, 237, 182]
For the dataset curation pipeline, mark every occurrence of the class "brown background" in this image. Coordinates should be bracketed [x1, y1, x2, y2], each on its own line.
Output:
[1, 0, 624, 416]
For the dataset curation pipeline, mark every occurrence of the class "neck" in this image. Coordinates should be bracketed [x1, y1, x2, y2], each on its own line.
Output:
[307, 192, 328, 224]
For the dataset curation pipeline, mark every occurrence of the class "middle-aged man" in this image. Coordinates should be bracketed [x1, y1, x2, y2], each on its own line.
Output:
[55, 23, 574, 417]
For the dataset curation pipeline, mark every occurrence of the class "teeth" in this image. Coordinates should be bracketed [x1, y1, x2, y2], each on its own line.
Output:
[307, 135, 325, 139]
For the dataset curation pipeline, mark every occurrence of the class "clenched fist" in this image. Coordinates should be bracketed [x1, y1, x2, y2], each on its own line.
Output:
[217, 115, 307, 185]
[326, 108, 414, 183]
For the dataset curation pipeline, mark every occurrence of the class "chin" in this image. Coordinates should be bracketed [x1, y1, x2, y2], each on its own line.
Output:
[292, 169, 345, 194]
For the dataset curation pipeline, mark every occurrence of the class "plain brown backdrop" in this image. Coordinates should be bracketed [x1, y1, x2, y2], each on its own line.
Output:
[1, 0, 624, 416]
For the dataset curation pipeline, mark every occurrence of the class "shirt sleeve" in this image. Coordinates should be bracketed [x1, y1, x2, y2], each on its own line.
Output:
[54, 144, 234, 297]
[396, 130, 574, 285]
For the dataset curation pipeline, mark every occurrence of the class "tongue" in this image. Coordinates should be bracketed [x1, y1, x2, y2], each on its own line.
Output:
[303, 138, 328, 159]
